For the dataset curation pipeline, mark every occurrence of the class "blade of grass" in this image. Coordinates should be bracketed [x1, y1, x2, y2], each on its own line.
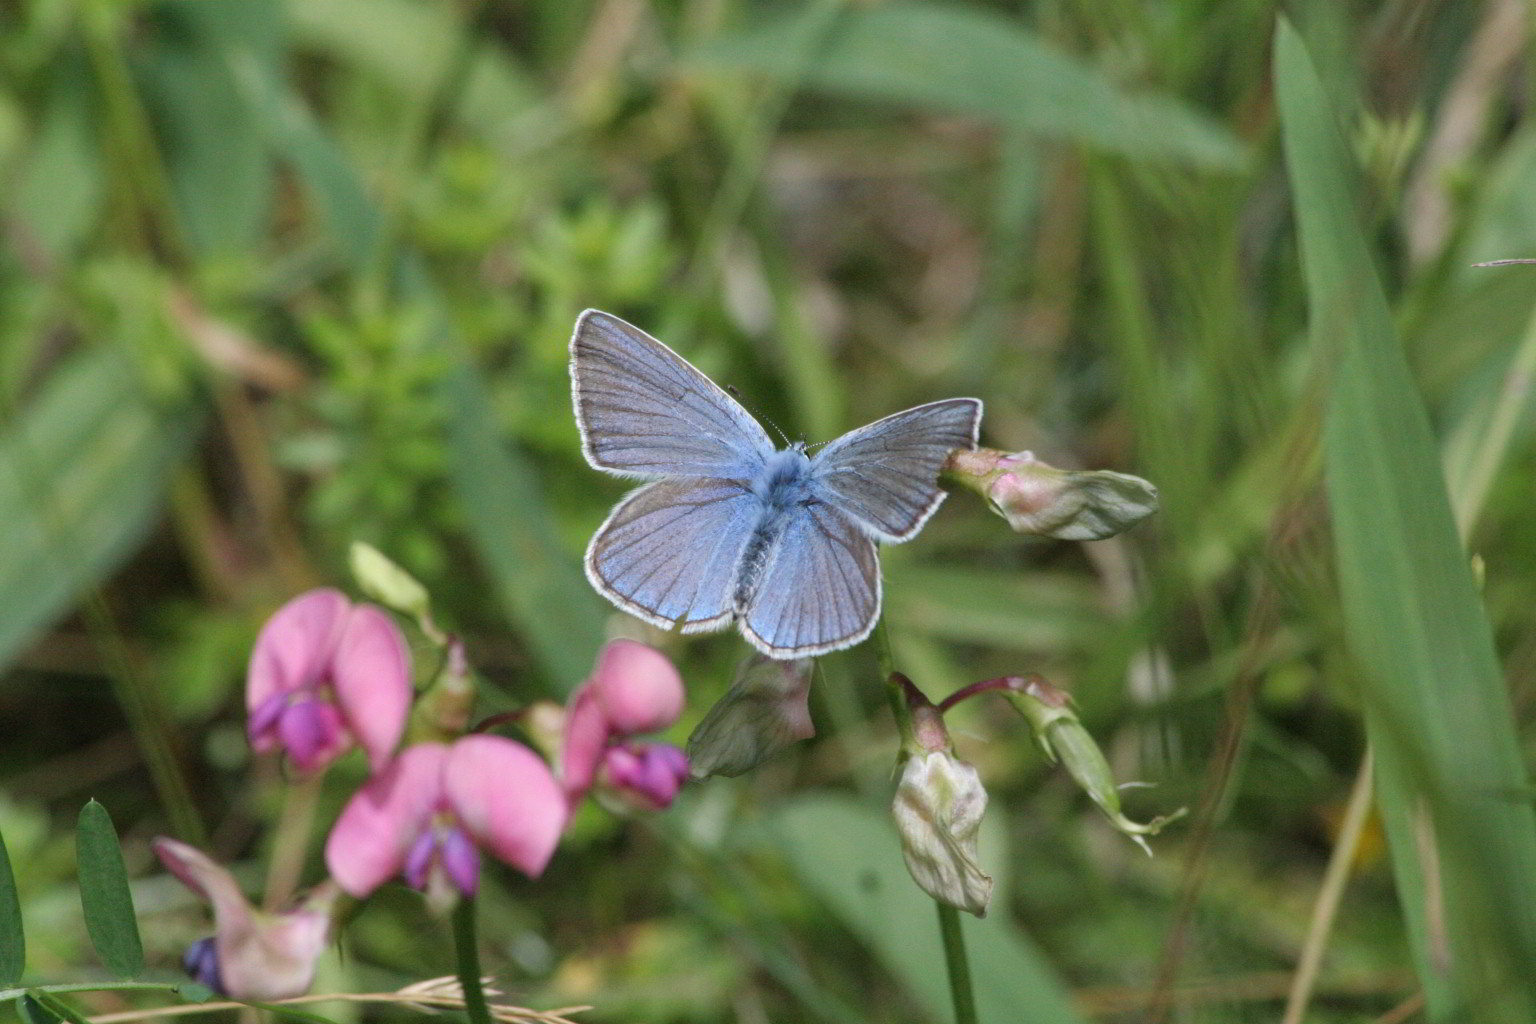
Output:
[75, 800, 144, 980]
[0, 348, 200, 675]
[0, 830, 22, 985]
[1277, 19, 1536, 1021]
[687, 2, 1245, 169]
[769, 794, 1085, 1024]
[440, 362, 606, 694]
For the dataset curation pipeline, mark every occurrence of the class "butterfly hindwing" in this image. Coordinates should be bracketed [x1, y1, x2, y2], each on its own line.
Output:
[571, 310, 775, 479]
[808, 398, 982, 542]
[740, 501, 880, 657]
[586, 477, 761, 633]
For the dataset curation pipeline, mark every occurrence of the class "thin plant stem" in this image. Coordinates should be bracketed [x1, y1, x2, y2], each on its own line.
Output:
[262, 772, 325, 911]
[873, 617, 977, 1024]
[935, 902, 979, 1024]
[0, 983, 184, 1003]
[1280, 753, 1375, 1024]
[451, 899, 494, 1024]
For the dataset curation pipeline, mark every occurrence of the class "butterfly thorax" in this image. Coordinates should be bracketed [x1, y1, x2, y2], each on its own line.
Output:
[734, 447, 816, 612]
[750, 447, 814, 510]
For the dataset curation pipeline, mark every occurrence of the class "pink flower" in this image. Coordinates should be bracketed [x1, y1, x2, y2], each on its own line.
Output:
[324, 736, 566, 907]
[153, 838, 336, 1001]
[246, 588, 411, 774]
[561, 640, 689, 810]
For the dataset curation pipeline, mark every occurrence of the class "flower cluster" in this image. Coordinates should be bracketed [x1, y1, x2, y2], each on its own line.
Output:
[159, 550, 690, 999]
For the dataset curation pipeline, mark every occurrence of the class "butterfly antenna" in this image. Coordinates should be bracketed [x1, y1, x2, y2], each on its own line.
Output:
[725, 383, 795, 447]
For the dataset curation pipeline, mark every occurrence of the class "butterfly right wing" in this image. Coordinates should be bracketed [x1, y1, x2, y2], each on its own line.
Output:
[739, 501, 881, 658]
[571, 310, 775, 479]
[586, 477, 762, 633]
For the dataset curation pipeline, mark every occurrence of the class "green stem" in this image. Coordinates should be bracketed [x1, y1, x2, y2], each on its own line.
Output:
[450, 899, 493, 1024]
[0, 982, 184, 1002]
[262, 771, 324, 911]
[873, 617, 978, 1024]
[936, 902, 979, 1024]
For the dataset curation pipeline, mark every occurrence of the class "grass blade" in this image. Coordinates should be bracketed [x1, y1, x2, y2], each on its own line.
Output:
[769, 794, 1084, 1024]
[0, 348, 200, 676]
[1276, 19, 1536, 1021]
[440, 364, 606, 694]
[0, 830, 22, 985]
[689, 2, 1244, 169]
[75, 801, 143, 980]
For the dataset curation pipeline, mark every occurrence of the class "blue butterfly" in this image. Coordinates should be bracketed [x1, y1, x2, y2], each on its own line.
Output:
[571, 310, 981, 657]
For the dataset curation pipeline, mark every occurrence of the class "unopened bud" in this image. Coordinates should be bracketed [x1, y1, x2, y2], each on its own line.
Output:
[419, 639, 474, 740]
[893, 748, 993, 917]
[890, 676, 993, 916]
[1004, 677, 1183, 853]
[687, 655, 814, 778]
[945, 449, 1157, 540]
[349, 542, 433, 626]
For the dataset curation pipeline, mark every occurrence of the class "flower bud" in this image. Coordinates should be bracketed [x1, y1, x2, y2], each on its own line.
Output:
[687, 655, 814, 778]
[1004, 676, 1183, 853]
[893, 749, 993, 917]
[945, 448, 1157, 540]
[890, 675, 993, 917]
[349, 541, 432, 625]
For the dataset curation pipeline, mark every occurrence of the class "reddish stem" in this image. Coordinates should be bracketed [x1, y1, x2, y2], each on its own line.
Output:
[937, 673, 1061, 713]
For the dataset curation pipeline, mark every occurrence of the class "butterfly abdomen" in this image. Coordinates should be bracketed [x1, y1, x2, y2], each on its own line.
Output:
[733, 448, 815, 614]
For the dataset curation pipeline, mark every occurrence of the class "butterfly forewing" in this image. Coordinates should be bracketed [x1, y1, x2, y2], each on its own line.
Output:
[740, 502, 880, 657]
[808, 398, 982, 542]
[586, 478, 761, 633]
[571, 310, 775, 479]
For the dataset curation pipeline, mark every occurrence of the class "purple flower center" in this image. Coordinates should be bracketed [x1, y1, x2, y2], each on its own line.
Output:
[181, 936, 225, 994]
[403, 822, 479, 896]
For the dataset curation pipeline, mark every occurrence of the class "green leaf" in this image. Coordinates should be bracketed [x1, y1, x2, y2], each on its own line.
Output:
[441, 365, 606, 694]
[26, 992, 89, 1024]
[0, 348, 200, 677]
[1276, 19, 1536, 1022]
[768, 794, 1084, 1024]
[138, 0, 280, 256]
[0, 830, 22, 985]
[75, 801, 144, 980]
[688, 2, 1244, 169]
[10, 46, 102, 263]
[17, 994, 62, 1024]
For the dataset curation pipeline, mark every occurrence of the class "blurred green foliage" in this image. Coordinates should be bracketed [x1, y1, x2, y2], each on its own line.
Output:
[3, 1, 1536, 1022]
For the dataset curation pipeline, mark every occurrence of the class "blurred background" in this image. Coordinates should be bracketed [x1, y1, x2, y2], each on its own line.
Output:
[3, 0, 1536, 1021]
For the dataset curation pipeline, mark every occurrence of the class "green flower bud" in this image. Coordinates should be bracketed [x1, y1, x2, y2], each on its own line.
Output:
[349, 542, 432, 624]
[687, 655, 814, 778]
[1004, 677, 1183, 854]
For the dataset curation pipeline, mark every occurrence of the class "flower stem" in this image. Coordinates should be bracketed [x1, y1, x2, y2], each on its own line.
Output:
[936, 902, 979, 1024]
[450, 899, 493, 1024]
[263, 771, 324, 911]
[873, 617, 979, 1024]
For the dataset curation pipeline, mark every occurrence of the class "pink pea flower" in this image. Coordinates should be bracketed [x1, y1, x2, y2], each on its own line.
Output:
[561, 640, 689, 810]
[325, 736, 566, 910]
[153, 838, 336, 1001]
[246, 588, 411, 774]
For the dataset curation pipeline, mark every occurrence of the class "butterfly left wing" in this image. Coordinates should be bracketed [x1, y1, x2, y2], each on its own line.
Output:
[571, 310, 775, 479]
[586, 477, 761, 633]
[739, 501, 880, 658]
[809, 397, 981, 542]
